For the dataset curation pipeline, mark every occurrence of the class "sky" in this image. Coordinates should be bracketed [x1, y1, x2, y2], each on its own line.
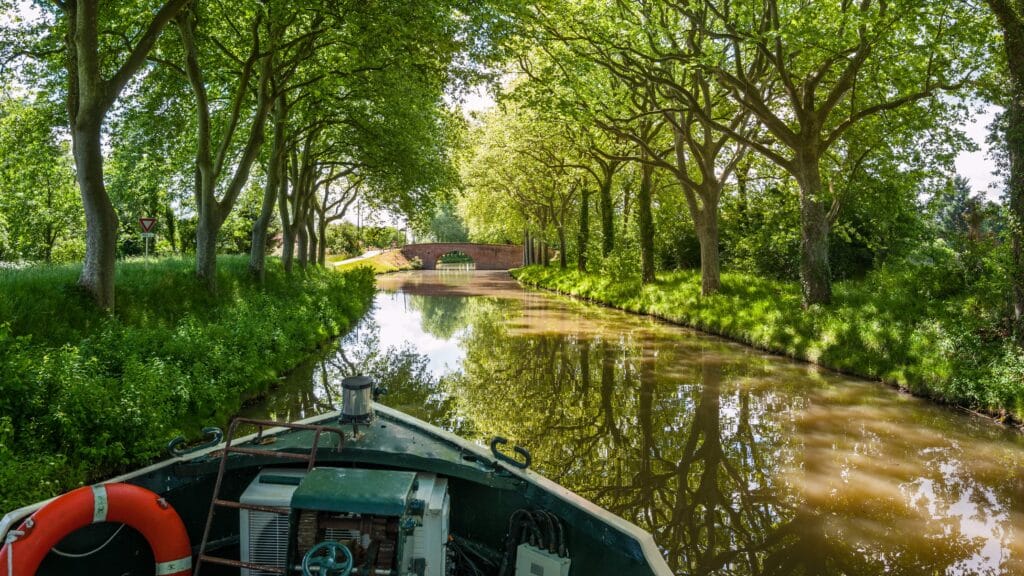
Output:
[955, 106, 1000, 199]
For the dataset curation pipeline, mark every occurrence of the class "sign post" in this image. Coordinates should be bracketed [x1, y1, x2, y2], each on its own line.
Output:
[139, 218, 157, 260]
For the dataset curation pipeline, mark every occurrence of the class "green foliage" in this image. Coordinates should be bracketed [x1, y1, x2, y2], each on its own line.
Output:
[0, 256, 374, 511]
[514, 252, 1024, 423]
[721, 183, 802, 280]
[0, 93, 82, 263]
[419, 202, 469, 243]
[437, 250, 473, 264]
[599, 231, 642, 283]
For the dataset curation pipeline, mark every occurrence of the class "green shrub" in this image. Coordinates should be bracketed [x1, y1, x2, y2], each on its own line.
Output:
[0, 256, 374, 511]
[438, 251, 473, 264]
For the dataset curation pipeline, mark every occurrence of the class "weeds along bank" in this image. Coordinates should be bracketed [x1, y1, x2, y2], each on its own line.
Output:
[513, 264, 1024, 424]
[0, 256, 375, 511]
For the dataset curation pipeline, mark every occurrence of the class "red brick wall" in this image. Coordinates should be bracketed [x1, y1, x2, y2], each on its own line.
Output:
[399, 243, 523, 270]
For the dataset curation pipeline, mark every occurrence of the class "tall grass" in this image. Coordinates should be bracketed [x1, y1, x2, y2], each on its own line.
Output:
[513, 263, 1023, 423]
[0, 256, 375, 511]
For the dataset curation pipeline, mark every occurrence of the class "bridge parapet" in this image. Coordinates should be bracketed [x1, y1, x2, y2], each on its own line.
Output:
[399, 243, 523, 270]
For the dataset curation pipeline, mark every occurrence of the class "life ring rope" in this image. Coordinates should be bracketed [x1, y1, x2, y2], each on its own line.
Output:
[0, 483, 192, 576]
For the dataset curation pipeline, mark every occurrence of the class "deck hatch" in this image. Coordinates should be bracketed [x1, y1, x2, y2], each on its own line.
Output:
[291, 468, 417, 516]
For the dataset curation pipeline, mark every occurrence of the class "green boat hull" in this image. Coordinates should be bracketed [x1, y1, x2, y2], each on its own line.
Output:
[1, 404, 670, 575]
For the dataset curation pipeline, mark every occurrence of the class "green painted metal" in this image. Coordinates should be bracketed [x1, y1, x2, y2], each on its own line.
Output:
[291, 467, 416, 516]
[11, 406, 672, 576]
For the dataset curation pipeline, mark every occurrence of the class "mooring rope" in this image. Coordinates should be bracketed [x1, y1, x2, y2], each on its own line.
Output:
[5, 529, 25, 576]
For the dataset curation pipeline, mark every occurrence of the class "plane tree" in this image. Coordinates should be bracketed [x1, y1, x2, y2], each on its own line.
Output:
[0, 0, 191, 306]
[510, 45, 632, 269]
[534, 0, 753, 294]
[686, 0, 990, 304]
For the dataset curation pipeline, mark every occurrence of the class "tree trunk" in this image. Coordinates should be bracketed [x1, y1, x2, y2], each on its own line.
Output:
[74, 120, 118, 309]
[195, 202, 221, 291]
[989, 0, 1024, 343]
[599, 174, 614, 257]
[793, 153, 832, 305]
[523, 229, 531, 265]
[638, 161, 656, 284]
[249, 172, 278, 280]
[306, 215, 318, 266]
[578, 189, 590, 271]
[558, 225, 567, 269]
[281, 226, 295, 272]
[165, 204, 178, 253]
[279, 168, 295, 272]
[318, 211, 328, 266]
[250, 99, 285, 280]
[297, 223, 308, 269]
[697, 202, 720, 296]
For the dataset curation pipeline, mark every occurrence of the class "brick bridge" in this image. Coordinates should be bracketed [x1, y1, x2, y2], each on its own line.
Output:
[400, 243, 523, 270]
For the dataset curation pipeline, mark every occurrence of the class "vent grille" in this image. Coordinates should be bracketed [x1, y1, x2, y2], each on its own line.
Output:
[245, 510, 290, 576]
[325, 528, 361, 542]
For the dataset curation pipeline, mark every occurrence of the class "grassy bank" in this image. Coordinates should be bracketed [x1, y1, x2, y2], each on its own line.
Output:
[332, 249, 417, 274]
[513, 265, 1024, 423]
[0, 256, 375, 511]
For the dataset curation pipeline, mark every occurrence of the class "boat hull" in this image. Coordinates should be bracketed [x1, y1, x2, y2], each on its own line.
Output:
[1, 404, 671, 575]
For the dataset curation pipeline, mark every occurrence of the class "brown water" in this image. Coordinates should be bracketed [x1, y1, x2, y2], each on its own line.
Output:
[245, 270, 1024, 575]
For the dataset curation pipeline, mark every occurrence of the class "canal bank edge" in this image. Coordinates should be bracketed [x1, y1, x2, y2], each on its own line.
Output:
[511, 266, 1024, 431]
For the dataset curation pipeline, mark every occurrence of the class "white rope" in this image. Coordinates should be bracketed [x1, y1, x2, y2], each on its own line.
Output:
[51, 524, 125, 559]
[5, 530, 24, 576]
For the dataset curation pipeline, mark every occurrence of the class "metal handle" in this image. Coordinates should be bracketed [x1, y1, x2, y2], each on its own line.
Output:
[490, 436, 531, 470]
[167, 426, 224, 457]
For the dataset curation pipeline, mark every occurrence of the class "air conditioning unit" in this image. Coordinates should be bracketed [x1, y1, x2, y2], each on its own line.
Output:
[239, 468, 449, 576]
[240, 469, 306, 576]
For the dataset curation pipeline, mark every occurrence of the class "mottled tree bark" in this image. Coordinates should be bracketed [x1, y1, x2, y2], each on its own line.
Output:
[317, 210, 328, 266]
[793, 151, 832, 305]
[638, 160, 656, 284]
[306, 214, 318, 266]
[696, 201, 721, 296]
[578, 189, 590, 271]
[297, 222, 309, 269]
[250, 96, 287, 280]
[599, 176, 614, 257]
[557, 224, 567, 269]
[165, 204, 178, 254]
[75, 116, 118, 307]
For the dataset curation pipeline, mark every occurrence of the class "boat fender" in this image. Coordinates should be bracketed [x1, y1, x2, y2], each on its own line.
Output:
[0, 483, 191, 576]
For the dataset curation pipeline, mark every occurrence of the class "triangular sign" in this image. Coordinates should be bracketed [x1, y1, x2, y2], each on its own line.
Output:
[139, 218, 157, 233]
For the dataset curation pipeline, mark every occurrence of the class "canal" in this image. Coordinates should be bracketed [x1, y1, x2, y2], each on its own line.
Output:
[244, 270, 1024, 575]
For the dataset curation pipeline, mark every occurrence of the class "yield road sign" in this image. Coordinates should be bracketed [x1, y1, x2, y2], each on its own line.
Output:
[139, 218, 157, 233]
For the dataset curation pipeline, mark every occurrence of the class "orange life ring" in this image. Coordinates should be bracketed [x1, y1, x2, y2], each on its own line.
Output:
[0, 483, 191, 576]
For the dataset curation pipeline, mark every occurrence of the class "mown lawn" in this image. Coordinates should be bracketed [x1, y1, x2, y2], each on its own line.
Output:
[0, 256, 375, 511]
[332, 249, 417, 274]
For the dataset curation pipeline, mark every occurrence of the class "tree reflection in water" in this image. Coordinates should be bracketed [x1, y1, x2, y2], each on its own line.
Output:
[246, 272, 1024, 575]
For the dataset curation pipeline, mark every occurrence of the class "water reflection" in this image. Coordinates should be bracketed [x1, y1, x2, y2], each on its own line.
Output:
[247, 271, 1024, 575]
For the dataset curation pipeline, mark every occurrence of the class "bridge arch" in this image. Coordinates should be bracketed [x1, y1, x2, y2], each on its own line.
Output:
[400, 243, 523, 270]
